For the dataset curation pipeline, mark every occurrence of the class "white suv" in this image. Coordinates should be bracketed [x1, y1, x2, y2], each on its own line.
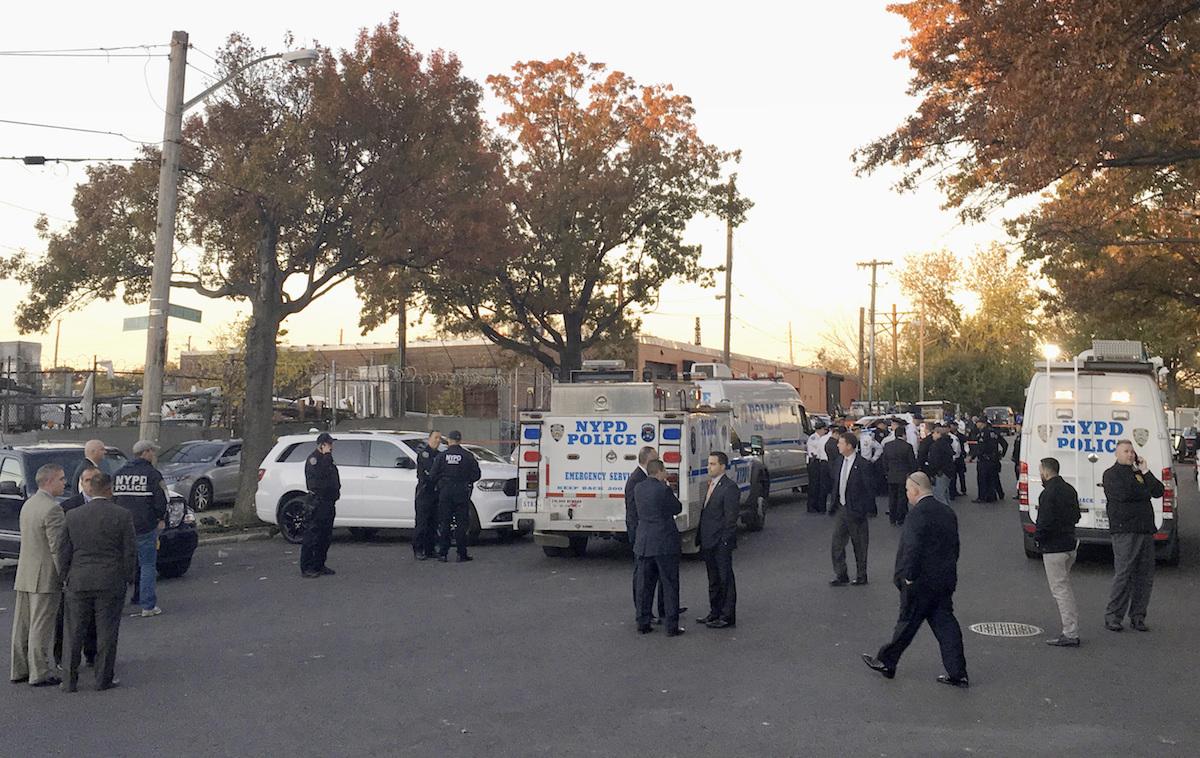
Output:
[255, 432, 523, 545]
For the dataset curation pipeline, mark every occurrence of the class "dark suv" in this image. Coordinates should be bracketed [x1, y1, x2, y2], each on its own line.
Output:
[0, 443, 198, 578]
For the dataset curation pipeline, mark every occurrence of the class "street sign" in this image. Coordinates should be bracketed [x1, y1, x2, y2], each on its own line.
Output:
[122, 304, 203, 331]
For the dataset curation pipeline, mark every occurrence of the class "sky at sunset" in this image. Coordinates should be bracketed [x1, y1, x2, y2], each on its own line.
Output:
[0, 1, 1011, 372]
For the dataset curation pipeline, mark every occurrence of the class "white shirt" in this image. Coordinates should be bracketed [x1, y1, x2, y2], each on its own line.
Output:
[906, 425, 919, 448]
[858, 432, 882, 462]
[806, 433, 828, 461]
[839, 452, 857, 504]
[950, 435, 962, 457]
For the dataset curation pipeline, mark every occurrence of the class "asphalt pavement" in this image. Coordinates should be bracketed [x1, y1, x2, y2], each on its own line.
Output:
[1, 463, 1198, 757]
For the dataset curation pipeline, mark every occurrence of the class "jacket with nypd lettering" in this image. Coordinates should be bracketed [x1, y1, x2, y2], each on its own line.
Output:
[112, 457, 168, 535]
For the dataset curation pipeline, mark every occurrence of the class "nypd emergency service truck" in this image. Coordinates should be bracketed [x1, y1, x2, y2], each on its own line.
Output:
[1018, 340, 1180, 565]
[513, 379, 768, 558]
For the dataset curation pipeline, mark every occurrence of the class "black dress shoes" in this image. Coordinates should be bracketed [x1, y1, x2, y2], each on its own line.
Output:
[1131, 619, 1150, 632]
[456, 555, 474, 562]
[696, 615, 718, 625]
[301, 571, 321, 578]
[31, 676, 62, 687]
[437, 555, 449, 563]
[851, 576, 868, 586]
[320, 567, 336, 575]
[937, 674, 969, 688]
[666, 627, 686, 637]
[1104, 620, 1123, 632]
[706, 619, 734, 629]
[861, 654, 894, 679]
[637, 625, 654, 634]
[830, 578, 850, 587]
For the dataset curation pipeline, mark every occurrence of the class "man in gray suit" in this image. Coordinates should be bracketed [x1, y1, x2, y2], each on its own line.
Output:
[58, 472, 137, 692]
[10, 463, 68, 687]
[633, 460, 684, 637]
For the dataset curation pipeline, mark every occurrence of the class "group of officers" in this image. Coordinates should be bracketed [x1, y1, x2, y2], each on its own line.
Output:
[300, 429, 482, 577]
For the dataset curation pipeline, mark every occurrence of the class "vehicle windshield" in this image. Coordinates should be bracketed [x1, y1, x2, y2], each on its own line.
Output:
[161, 442, 224, 464]
[24, 450, 127, 494]
[986, 408, 1011, 422]
[465, 445, 506, 464]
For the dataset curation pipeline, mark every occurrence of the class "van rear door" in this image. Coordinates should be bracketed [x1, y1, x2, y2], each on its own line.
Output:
[542, 416, 655, 529]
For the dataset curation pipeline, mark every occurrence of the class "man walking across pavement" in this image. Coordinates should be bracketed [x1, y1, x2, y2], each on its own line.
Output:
[928, 425, 958, 505]
[881, 419, 916, 525]
[301, 433, 341, 578]
[830, 433, 875, 586]
[863, 472, 969, 688]
[412, 430, 442, 561]
[633, 460, 684, 637]
[55, 466, 102, 669]
[1101, 440, 1164, 632]
[10, 464, 67, 687]
[1036, 457, 1082, 647]
[70, 438, 106, 495]
[806, 422, 831, 513]
[113, 440, 168, 615]
[58, 472, 136, 692]
[696, 452, 741, 629]
[430, 430, 481, 563]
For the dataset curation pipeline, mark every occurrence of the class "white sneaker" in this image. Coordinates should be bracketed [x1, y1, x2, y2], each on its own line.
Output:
[140, 607, 163, 617]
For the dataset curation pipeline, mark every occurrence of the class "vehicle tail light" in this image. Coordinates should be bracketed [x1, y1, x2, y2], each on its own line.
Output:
[523, 450, 540, 463]
[257, 468, 266, 482]
[1162, 467, 1174, 515]
[1018, 461, 1028, 507]
[662, 451, 682, 464]
[524, 470, 538, 493]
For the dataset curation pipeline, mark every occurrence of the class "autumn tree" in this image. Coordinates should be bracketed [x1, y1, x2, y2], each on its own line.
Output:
[854, 1, 1200, 309]
[387, 53, 737, 377]
[0, 19, 502, 523]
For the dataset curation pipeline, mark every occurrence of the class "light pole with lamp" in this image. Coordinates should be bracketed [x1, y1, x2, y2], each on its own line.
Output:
[1041, 343, 1061, 447]
[139, 31, 317, 442]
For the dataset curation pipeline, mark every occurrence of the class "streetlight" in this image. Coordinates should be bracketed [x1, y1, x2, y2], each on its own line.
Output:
[139, 31, 318, 442]
[1041, 344, 1061, 447]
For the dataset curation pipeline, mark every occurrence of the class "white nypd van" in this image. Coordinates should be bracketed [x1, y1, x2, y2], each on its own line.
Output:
[1018, 340, 1179, 565]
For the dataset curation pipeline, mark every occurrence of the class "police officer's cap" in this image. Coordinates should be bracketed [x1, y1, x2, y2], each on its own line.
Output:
[447, 430, 463, 441]
[814, 420, 828, 429]
[316, 432, 336, 445]
[131, 440, 160, 455]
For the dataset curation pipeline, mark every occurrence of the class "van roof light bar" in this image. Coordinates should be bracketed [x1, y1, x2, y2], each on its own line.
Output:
[1090, 340, 1145, 362]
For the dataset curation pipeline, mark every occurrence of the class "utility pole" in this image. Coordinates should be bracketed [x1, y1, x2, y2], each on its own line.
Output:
[918, 299, 926, 401]
[857, 307, 865, 388]
[788, 321, 794, 365]
[139, 30, 188, 443]
[397, 291, 407, 418]
[694, 317, 701, 346]
[856, 259, 892, 407]
[891, 303, 898, 376]
[722, 177, 735, 366]
[53, 319, 61, 368]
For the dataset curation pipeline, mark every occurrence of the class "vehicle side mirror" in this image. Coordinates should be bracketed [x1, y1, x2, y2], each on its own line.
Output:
[738, 442, 753, 456]
[397, 457, 416, 470]
[750, 435, 764, 455]
[216, 456, 236, 467]
[0, 481, 22, 496]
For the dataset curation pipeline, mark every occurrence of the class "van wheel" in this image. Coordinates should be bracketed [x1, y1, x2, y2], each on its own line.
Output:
[1158, 537, 1181, 567]
[1023, 534, 1040, 560]
[568, 535, 589, 557]
[744, 480, 768, 532]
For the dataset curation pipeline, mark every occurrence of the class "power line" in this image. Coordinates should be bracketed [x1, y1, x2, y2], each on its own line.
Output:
[0, 197, 71, 223]
[1, 155, 149, 164]
[0, 44, 168, 55]
[0, 118, 159, 145]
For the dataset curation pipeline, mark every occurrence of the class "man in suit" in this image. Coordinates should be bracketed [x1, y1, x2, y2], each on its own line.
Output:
[822, 425, 842, 514]
[54, 466, 102, 669]
[915, 423, 935, 477]
[863, 473, 969, 687]
[58, 472, 137, 692]
[881, 420, 917, 526]
[830, 433, 875, 586]
[10, 463, 68, 687]
[626, 446, 665, 623]
[696, 451, 741, 629]
[70, 439, 106, 495]
[632, 460, 684, 637]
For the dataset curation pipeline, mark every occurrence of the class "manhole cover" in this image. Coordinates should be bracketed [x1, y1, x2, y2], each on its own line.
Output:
[969, 622, 1043, 637]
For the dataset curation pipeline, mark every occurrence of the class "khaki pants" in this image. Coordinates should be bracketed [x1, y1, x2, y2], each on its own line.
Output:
[10, 590, 61, 684]
[1042, 548, 1078, 638]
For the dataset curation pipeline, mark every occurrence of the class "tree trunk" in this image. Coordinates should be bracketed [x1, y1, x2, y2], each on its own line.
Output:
[230, 228, 282, 527]
[559, 314, 585, 380]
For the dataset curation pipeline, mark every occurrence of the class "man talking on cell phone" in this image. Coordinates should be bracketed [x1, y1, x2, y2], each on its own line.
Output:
[1101, 441, 1164, 632]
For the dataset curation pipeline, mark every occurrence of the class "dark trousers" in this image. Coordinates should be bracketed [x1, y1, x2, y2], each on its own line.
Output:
[413, 490, 438, 556]
[701, 543, 737, 623]
[956, 460, 967, 495]
[887, 482, 908, 525]
[632, 559, 665, 618]
[64, 590, 124, 689]
[975, 459, 1000, 501]
[806, 460, 824, 512]
[636, 554, 680, 628]
[876, 587, 967, 680]
[1106, 532, 1155, 623]
[832, 510, 869, 580]
[300, 501, 336, 573]
[436, 487, 471, 558]
[54, 593, 96, 666]
[819, 465, 834, 513]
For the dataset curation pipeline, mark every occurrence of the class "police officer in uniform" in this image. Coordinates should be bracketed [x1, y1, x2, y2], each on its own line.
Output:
[301, 433, 341, 578]
[430, 430, 481, 562]
[412, 430, 442, 561]
[969, 419, 1009, 503]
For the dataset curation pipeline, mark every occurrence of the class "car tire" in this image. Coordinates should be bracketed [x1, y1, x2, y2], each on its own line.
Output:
[542, 545, 567, 558]
[1158, 536, 1181, 567]
[158, 559, 191, 579]
[568, 534, 588, 557]
[189, 479, 213, 512]
[1023, 534, 1040, 560]
[744, 479, 768, 532]
[496, 527, 522, 544]
[348, 527, 379, 541]
[277, 495, 309, 545]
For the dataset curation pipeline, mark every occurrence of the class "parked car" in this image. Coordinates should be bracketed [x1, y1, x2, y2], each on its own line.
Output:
[255, 431, 522, 546]
[0, 443, 197, 577]
[160, 439, 242, 511]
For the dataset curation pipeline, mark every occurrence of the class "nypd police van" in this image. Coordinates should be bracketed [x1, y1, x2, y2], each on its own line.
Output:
[514, 376, 767, 557]
[1018, 340, 1180, 564]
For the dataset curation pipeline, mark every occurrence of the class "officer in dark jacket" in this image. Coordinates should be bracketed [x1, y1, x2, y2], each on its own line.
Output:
[1035, 458, 1082, 646]
[881, 420, 916, 525]
[953, 426, 969, 500]
[970, 420, 1008, 503]
[112, 440, 168, 614]
[915, 424, 934, 478]
[626, 447, 669, 623]
[863, 472, 968, 687]
[633, 460, 684, 636]
[1101, 441, 1165, 632]
[412, 430, 442, 561]
[301, 433, 341, 578]
[430, 430, 481, 562]
[822, 426, 841, 514]
[928, 426, 958, 504]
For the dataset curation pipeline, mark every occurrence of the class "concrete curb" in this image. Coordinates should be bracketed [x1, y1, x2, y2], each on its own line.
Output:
[197, 529, 277, 546]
